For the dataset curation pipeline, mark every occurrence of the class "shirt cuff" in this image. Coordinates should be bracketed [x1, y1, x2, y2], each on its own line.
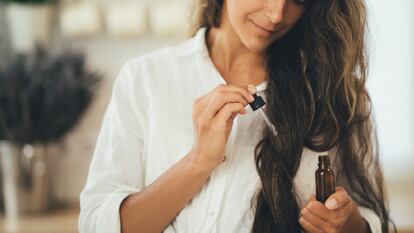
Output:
[95, 192, 134, 233]
[358, 206, 382, 233]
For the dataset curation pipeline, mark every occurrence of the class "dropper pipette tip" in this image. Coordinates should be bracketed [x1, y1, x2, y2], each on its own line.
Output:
[249, 94, 278, 136]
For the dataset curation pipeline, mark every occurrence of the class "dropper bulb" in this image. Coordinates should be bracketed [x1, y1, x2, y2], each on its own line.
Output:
[249, 93, 266, 111]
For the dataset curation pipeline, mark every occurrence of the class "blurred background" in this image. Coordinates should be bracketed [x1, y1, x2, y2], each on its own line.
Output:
[0, 0, 412, 233]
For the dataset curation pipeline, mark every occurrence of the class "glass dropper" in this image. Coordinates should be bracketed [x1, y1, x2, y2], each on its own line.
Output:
[249, 93, 278, 136]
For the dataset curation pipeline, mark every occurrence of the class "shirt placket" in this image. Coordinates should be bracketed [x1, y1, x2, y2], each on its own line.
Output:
[195, 32, 241, 233]
[199, 115, 240, 233]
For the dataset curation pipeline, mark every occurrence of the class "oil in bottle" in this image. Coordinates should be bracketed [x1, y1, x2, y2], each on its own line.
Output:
[315, 155, 336, 203]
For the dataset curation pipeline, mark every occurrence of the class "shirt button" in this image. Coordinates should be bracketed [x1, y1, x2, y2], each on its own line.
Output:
[208, 210, 215, 216]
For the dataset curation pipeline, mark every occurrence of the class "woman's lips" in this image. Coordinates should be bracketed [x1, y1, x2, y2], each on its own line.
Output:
[249, 19, 275, 36]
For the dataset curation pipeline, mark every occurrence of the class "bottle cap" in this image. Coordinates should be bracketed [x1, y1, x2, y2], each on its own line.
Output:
[249, 93, 266, 111]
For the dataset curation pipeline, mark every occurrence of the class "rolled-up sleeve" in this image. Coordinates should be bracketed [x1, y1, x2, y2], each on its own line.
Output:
[330, 149, 383, 233]
[358, 206, 382, 233]
[79, 60, 147, 233]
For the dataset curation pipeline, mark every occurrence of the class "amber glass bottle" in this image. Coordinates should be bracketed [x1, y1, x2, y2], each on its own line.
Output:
[315, 155, 336, 203]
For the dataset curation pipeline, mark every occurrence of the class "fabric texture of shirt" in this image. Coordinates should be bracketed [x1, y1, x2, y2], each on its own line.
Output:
[79, 27, 382, 233]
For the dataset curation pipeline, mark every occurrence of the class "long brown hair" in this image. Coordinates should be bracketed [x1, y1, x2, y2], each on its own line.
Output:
[189, 0, 392, 232]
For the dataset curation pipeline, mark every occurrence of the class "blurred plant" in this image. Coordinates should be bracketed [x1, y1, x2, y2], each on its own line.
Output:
[0, 48, 101, 145]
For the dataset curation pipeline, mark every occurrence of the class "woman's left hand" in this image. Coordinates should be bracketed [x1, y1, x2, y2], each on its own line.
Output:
[299, 186, 370, 233]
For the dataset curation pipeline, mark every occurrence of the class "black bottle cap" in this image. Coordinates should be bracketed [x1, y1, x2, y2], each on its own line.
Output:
[249, 93, 266, 111]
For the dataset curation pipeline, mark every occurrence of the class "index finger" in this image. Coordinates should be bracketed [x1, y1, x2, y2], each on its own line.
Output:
[304, 196, 331, 222]
[214, 83, 256, 103]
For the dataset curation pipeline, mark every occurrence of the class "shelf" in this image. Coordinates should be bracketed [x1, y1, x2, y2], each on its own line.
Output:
[0, 208, 79, 233]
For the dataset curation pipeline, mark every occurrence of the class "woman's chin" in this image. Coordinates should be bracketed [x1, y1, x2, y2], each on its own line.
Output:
[244, 40, 270, 53]
[244, 38, 271, 53]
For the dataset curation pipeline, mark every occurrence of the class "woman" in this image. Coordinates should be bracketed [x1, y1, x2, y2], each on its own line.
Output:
[79, 0, 391, 233]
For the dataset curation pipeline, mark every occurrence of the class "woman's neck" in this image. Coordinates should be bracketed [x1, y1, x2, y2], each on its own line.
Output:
[206, 25, 267, 86]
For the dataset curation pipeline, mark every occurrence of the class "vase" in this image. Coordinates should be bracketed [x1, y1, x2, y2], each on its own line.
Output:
[0, 141, 54, 230]
[59, 1, 101, 38]
[5, 3, 53, 53]
[105, 1, 147, 38]
[148, 0, 190, 38]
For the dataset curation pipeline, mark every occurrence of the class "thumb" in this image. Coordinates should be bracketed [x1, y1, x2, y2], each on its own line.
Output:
[325, 186, 351, 210]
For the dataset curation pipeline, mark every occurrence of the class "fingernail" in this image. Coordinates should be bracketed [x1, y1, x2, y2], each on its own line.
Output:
[249, 95, 254, 102]
[247, 85, 256, 94]
[325, 199, 337, 210]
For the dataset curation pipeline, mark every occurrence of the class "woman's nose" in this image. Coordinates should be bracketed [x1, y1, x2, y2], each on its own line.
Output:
[266, 0, 286, 24]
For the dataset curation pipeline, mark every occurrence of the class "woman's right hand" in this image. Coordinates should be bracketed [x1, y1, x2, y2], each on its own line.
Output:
[188, 83, 256, 172]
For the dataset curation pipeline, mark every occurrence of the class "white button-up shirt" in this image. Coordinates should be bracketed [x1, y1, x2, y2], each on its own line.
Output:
[79, 27, 382, 233]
